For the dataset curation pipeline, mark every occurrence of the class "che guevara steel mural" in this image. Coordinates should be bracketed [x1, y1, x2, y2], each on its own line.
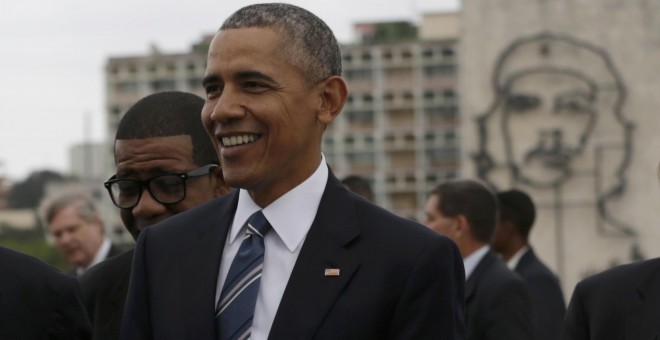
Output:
[473, 32, 635, 239]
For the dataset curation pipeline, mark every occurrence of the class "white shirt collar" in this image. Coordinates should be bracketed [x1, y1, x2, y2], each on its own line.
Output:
[463, 245, 490, 279]
[77, 237, 111, 276]
[229, 155, 328, 252]
[506, 246, 530, 270]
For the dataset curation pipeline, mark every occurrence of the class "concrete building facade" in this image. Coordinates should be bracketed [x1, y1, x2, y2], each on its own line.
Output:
[327, 13, 461, 220]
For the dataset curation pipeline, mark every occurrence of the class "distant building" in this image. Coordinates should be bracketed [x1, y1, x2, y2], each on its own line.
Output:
[327, 12, 461, 219]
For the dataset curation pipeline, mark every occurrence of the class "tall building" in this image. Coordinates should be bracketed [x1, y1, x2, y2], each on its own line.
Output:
[104, 13, 461, 221]
[105, 35, 212, 140]
[326, 12, 461, 220]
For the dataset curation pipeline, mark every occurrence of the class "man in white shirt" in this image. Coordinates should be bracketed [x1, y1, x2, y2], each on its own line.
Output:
[39, 190, 121, 277]
[423, 179, 533, 340]
[121, 3, 465, 340]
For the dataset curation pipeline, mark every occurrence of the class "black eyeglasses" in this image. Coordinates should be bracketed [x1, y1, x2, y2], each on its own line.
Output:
[104, 164, 218, 209]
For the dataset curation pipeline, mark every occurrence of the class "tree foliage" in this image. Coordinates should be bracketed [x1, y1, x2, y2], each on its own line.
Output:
[7, 170, 67, 209]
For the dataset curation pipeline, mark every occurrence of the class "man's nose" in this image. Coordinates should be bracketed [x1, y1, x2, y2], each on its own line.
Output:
[209, 86, 246, 124]
[131, 187, 167, 218]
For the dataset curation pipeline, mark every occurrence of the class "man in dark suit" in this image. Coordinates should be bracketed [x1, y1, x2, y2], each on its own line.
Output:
[491, 189, 565, 340]
[562, 258, 660, 339]
[0, 246, 91, 339]
[423, 179, 534, 340]
[39, 190, 122, 277]
[121, 4, 465, 339]
[80, 92, 230, 340]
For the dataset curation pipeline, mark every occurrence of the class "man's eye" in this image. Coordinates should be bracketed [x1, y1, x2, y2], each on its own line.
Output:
[244, 81, 269, 92]
[506, 94, 541, 112]
[205, 85, 222, 97]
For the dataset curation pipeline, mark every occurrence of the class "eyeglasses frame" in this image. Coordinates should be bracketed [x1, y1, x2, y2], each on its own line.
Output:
[103, 164, 218, 209]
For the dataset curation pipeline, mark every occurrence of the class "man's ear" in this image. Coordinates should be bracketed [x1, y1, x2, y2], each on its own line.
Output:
[316, 75, 348, 125]
[454, 215, 469, 238]
[212, 166, 232, 196]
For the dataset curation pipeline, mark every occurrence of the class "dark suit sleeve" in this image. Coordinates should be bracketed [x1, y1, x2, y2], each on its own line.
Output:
[120, 230, 153, 340]
[562, 282, 589, 340]
[484, 276, 534, 340]
[45, 274, 93, 340]
[388, 236, 466, 339]
[526, 273, 565, 340]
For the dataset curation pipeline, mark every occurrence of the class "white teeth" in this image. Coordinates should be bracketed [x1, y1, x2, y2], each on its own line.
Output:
[222, 134, 260, 147]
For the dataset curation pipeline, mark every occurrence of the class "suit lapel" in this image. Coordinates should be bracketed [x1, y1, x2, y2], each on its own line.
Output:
[180, 193, 238, 339]
[626, 260, 660, 340]
[268, 173, 360, 340]
[465, 250, 495, 302]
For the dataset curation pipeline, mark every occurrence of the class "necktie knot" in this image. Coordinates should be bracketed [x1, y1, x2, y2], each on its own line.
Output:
[245, 210, 271, 238]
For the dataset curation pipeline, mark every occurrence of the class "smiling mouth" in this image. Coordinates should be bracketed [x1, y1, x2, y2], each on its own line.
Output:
[221, 134, 261, 147]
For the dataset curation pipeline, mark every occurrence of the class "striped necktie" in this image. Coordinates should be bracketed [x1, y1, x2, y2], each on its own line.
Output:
[216, 210, 271, 340]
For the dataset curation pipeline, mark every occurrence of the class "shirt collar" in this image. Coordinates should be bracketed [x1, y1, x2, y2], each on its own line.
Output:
[506, 245, 529, 270]
[230, 154, 328, 252]
[463, 245, 490, 279]
[77, 237, 111, 276]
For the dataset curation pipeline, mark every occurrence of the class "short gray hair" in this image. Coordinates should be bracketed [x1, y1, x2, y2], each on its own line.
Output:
[221, 3, 342, 85]
[38, 190, 99, 227]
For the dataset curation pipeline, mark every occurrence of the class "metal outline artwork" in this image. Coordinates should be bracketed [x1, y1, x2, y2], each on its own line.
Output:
[473, 32, 636, 238]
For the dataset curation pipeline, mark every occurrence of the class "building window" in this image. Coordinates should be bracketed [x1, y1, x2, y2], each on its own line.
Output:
[423, 64, 456, 76]
[151, 79, 176, 91]
[441, 47, 455, 58]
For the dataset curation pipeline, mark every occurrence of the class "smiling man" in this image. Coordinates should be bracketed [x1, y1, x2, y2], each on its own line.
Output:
[80, 91, 230, 340]
[121, 4, 465, 340]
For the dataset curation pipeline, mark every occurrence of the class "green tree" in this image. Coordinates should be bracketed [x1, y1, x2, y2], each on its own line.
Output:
[7, 170, 66, 209]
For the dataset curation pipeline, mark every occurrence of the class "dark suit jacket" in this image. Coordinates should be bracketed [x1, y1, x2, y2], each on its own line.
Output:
[81, 248, 134, 340]
[466, 250, 534, 340]
[515, 248, 565, 340]
[0, 246, 91, 339]
[121, 171, 466, 339]
[562, 258, 660, 340]
[68, 243, 124, 278]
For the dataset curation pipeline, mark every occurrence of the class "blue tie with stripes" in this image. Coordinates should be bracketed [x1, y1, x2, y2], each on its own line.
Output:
[216, 210, 271, 340]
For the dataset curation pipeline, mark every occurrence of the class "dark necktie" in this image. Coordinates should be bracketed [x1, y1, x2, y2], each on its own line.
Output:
[216, 210, 271, 340]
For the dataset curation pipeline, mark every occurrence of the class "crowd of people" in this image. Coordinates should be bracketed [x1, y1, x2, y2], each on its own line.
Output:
[1, 3, 657, 340]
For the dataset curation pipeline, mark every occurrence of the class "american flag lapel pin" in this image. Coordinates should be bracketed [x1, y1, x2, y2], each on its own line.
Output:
[324, 268, 341, 277]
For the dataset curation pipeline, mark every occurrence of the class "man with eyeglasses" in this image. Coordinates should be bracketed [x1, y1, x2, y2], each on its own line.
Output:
[80, 91, 230, 340]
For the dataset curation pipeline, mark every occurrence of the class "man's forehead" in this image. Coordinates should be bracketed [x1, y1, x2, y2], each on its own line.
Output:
[114, 135, 196, 175]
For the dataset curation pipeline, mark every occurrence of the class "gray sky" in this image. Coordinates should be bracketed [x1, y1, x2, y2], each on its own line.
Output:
[0, 0, 459, 181]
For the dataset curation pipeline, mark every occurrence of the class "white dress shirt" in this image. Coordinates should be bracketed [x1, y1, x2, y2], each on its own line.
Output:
[76, 237, 111, 277]
[463, 245, 490, 280]
[215, 156, 328, 340]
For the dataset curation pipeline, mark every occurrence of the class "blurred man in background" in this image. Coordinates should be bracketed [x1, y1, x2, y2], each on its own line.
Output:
[492, 189, 565, 340]
[39, 190, 122, 277]
[424, 179, 534, 340]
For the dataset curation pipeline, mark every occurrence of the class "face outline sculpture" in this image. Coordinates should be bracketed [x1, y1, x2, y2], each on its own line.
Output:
[473, 32, 635, 235]
[501, 69, 599, 187]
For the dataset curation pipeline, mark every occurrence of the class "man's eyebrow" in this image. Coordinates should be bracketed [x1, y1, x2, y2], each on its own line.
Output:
[202, 74, 221, 87]
[236, 70, 276, 83]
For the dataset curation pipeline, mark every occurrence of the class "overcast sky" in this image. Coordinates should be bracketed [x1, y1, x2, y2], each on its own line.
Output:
[0, 0, 460, 181]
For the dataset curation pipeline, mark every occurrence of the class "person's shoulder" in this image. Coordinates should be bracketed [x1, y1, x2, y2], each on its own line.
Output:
[0, 246, 70, 283]
[578, 257, 660, 291]
[352, 196, 454, 249]
[516, 249, 559, 281]
[479, 252, 526, 290]
[144, 193, 236, 238]
[80, 248, 133, 285]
